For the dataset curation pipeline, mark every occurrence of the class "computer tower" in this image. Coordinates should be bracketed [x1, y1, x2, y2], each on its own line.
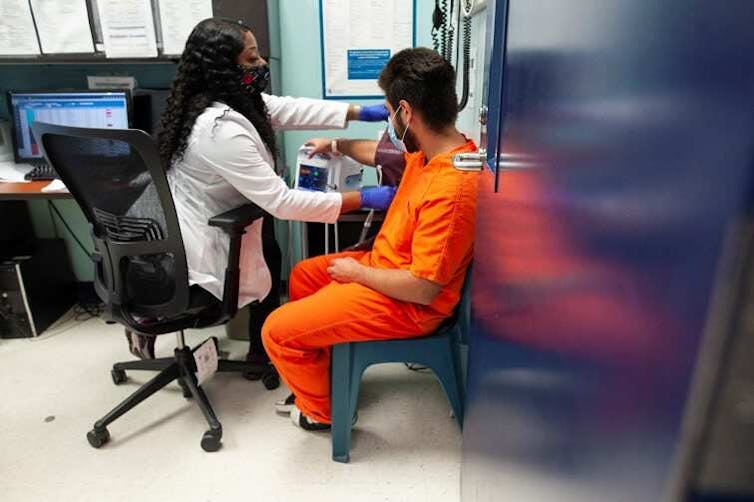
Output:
[0, 201, 36, 261]
[132, 88, 170, 136]
[0, 239, 76, 338]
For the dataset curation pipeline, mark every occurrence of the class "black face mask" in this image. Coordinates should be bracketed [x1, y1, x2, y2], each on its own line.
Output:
[238, 64, 270, 94]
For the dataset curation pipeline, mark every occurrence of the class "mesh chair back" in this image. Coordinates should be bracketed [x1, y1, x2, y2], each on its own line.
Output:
[31, 122, 189, 320]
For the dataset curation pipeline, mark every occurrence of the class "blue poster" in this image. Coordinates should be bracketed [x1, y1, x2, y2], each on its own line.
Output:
[347, 49, 391, 80]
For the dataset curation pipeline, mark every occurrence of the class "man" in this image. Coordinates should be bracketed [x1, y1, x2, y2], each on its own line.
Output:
[262, 47, 479, 430]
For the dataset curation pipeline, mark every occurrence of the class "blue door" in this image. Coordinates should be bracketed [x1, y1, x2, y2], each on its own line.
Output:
[461, 1, 754, 500]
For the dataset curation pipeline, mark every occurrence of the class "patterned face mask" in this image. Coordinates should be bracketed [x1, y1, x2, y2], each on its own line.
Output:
[238, 64, 270, 94]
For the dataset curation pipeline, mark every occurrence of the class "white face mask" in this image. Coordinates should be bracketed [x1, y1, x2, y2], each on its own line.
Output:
[387, 107, 410, 153]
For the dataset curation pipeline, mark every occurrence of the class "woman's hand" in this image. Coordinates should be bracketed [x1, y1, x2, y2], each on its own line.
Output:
[303, 138, 334, 158]
[360, 186, 397, 211]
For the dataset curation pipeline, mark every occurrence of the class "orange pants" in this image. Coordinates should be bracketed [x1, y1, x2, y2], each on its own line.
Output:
[261, 251, 444, 423]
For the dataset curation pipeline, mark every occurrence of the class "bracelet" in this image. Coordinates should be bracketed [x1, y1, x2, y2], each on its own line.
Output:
[331, 138, 339, 154]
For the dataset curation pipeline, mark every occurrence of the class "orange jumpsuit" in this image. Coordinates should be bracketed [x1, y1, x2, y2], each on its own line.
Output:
[262, 139, 479, 423]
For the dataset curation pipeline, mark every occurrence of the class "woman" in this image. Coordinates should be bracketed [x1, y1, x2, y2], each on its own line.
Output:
[126, 18, 394, 384]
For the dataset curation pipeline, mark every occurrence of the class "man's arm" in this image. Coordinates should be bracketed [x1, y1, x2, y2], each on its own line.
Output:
[305, 137, 378, 167]
[327, 257, 442, 305]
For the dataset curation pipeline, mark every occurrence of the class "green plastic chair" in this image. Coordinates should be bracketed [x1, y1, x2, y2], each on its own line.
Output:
[330, 271, 471, 463]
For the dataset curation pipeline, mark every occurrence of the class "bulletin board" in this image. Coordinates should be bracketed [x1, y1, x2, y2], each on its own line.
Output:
[0, 0, 269, 62]
[319, 0, 416, 99]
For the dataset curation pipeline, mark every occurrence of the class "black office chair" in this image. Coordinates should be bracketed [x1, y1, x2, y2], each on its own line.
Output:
[32, 122, 277, 452]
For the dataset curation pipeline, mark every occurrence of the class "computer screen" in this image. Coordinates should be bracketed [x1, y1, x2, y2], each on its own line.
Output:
[8, 90, 130, 162]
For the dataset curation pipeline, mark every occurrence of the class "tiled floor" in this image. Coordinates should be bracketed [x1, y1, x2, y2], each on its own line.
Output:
[0, 313, 461, 502]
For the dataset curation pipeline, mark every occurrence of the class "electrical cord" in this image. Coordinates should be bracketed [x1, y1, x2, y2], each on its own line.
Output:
[48, 200, 94, 262]
[432, 0, 444, 53]
[445, 0, 455, 63]
[438, 0, 449, 59]
[73, 302, 104, 321]
[457, 12, 472, 111]
[457, 0, 475, 112]
[334, 219, 340, 253]
[27, 303, 102, 341]
[358, 165, 382, 244]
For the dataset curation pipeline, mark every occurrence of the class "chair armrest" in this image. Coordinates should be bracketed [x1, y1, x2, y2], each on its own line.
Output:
[207, 203, 266, 320]
[208, 203, 266, 233]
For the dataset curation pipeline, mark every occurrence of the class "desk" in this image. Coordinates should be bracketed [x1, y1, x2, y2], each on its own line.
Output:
[0, 181, 72, 200]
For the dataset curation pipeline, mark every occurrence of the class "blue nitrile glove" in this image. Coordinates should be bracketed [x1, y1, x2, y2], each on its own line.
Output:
[360, 186, 397, 211]
[358, 104, 389, 122]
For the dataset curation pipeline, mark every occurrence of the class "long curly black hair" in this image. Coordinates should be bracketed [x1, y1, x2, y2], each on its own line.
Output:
[157, 18, 276, 169]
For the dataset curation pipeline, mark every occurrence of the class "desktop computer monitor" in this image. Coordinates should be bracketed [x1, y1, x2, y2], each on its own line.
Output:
[7, 90, 131, 164]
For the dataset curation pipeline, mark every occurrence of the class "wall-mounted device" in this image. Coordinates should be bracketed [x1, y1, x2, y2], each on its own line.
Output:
[432, 0, 481, 113]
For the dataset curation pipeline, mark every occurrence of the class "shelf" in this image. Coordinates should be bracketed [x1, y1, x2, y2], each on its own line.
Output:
[0, 57, 179, 65]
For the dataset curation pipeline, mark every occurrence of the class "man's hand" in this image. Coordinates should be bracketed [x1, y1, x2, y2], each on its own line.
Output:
[327, 257, 365, 284]
[304, 138, 334, 158]
[328, 260, 442, 305]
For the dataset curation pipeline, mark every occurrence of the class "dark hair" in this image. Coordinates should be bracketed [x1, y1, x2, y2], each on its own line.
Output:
[377, 47, 458, 131]
[157, 18, 276, 169]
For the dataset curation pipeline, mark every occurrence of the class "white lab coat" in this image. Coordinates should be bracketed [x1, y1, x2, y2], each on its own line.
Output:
[168, 94, 348, 307]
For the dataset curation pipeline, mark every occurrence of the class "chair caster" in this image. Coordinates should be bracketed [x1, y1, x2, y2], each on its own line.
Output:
[87, 427, 110, 448]
[111, 368, 127, 385]
[262, 368, 280, 390]
[201, 429, 222, 452]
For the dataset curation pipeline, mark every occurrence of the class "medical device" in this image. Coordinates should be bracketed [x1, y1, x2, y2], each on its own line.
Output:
[294, 145, 364, 194]
[294, 144, 364, 253]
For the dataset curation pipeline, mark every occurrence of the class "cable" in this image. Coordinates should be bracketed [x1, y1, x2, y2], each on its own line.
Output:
[453, 0, 463, 73]
[445, 0, 455, 63]
[438, 0, 449, 58]
[334, 221, 340, 253]
[324, 223, 329, 255]
[73, 302, 104, 321]
[457, 0, 474, 112]
[47, 202, 59, 239]
[432, 0, 444, 53]
[358, 164, 383, 244]
[48, 200, 94, 261]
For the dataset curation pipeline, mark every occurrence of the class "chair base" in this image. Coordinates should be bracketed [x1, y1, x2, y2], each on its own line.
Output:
[331, 329, 466, 463]
[87, 340, 273, 452]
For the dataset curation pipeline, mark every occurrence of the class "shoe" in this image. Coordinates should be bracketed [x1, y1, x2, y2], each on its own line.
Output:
[125, 330, 155, 360]
[291, 405, 331, 432]
[275, 393, 296, 414]
[243, 352, 271, 381]
[290, 405, 359, 431]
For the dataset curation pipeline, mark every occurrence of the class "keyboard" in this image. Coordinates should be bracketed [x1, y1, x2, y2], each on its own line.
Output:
[24, 164, 59, 181]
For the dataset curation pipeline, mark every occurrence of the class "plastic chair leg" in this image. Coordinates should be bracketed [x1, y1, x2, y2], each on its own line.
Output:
[331, 343, 354, 463]
[429, 339, 465, 428]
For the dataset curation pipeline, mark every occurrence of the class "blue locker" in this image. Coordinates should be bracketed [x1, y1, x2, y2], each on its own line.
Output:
[461, 1, 754, 500]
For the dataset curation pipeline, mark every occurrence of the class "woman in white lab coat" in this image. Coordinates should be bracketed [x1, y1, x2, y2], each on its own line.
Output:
[125, 18, 394, 384]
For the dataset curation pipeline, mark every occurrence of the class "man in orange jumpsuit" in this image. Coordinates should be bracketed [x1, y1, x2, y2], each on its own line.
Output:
[262, 48, 479, 430]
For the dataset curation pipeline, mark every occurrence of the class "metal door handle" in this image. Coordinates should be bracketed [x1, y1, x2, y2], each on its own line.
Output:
[453, 149, 487, 171]
[453, 149, 538, 172]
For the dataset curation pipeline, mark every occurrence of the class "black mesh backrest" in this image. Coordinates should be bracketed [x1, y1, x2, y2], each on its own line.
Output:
[31, 122, 189, 320]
